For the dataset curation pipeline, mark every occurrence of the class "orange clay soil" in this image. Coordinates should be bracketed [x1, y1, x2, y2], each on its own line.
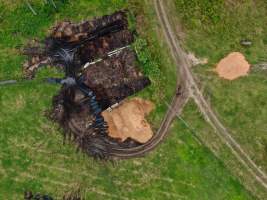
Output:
[216, 52, 250, 80]
[102, 98, 155, 144]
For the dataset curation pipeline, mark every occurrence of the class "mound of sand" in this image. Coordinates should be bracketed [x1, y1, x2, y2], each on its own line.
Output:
[216, 52, 250, 80]
[102, 98, 155, 144]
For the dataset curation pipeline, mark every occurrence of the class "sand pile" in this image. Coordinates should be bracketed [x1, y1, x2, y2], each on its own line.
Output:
[216, 52, 250, 80]
[102, 98, 155, 144]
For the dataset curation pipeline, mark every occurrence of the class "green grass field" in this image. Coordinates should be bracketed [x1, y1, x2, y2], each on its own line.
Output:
[0, 0, 256, 199]
[0, 82, 255, 199]
[173, 0, 267, 174]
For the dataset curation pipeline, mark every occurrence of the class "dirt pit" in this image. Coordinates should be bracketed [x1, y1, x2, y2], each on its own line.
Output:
[102, 98, 155, 144]
[216, 52, 250, 80]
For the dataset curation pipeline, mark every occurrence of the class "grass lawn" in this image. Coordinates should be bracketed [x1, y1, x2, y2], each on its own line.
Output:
[0, 0, 255, 199]
[173, 0, 267, 173]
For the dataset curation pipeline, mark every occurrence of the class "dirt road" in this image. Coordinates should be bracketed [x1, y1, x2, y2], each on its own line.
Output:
[154, 0, 267, 190]
[109, 78, 189, 157]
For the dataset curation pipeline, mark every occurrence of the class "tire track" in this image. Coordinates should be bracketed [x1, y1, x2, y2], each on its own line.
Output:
[154, 0, 267, 190]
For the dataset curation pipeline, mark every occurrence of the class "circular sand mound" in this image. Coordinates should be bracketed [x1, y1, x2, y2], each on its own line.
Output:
[216, 52, 250, 80]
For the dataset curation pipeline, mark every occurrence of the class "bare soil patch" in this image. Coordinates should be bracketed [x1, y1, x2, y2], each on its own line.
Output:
[216, 52, 250, 80]
[102, 98, 155, 144]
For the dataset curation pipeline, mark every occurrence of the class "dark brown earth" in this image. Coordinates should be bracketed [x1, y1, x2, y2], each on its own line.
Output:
[84, 49, 150, 110]
[77, 30, 134, 64]
[50, 11, 128, 43]
[22, 11, 151, 159]
[22, 11, 133, 79]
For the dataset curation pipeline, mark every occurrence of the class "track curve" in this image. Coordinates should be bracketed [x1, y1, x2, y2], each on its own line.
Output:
[153, 0, 267, 191]
[105, 0, 190, 158]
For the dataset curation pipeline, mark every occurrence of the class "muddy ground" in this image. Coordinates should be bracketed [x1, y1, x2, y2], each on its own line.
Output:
[23, 11, 152, 159]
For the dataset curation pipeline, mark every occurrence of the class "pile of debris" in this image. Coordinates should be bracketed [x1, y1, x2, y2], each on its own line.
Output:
[23, 11, 152, 159]
[23, 11, 134, 78]
[83, 49, 151, 109]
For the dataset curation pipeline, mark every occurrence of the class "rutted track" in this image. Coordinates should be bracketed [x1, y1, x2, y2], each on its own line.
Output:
[105, 2, 190, 158]
[108, 89, 188, 158]
[153, 0, 267, 190]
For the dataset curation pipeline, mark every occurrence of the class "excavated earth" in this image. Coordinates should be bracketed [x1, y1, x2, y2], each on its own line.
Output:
[23, 11, 153, 159]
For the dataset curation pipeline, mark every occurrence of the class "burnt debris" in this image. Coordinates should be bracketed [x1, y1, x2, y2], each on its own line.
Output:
[83, 49, 151, 110]
[24, 10, 150, 159]
[24, 191, 53, 200]
[23, 11, 133, 78]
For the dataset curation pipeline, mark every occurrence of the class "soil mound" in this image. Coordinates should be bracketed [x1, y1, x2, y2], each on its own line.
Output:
[102, 98, 155, 144]
[216, 52, 250, 80]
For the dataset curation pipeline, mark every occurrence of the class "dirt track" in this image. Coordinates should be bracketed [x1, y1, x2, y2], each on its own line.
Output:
[108, 79, 188, 157]
[154, 0, 267, 190]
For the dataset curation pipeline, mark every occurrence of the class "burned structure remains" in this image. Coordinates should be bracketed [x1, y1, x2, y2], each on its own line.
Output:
[23, 11, 151, 159]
